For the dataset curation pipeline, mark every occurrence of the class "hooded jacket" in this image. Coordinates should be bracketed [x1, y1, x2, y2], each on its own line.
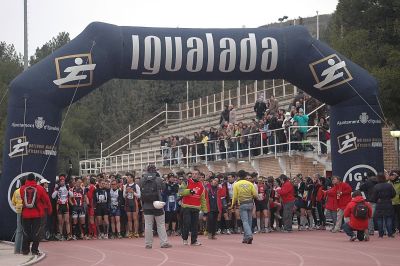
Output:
[20, 180, 52, 219]
[344, 196, 372, 231]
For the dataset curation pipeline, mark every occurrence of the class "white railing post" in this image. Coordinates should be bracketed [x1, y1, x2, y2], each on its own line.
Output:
[283, 80, 286, 97]
[237, 85, 240, 107]
[206, 95, 209, 115]
[245, 85, 248, 105]
[100, 142, 103, 173]
[274, 132, 277, 158]
[294, 85, 298, 95]
[317, 126, 321, 155]
[140, 152, 143, 174]
[228, 89, 231, 105]
[187, 145, 189, 168]
[187, 101, 189, 120]
[272, 79, 276, 97]
[221, 80, 225, 111]
[200, 97, 202, 116]
[165, 103, 168, 125]
[213, 94, 216, 114]
[260, 132, 264, 156]
[179, 103, 182, 121]
[128, 124, 131, 149]
[263, 80, 266, 100]
[192, 99, 195, 117]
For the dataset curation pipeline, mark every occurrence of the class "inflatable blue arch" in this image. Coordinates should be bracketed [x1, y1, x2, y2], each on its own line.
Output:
[0, 22, 383, 239]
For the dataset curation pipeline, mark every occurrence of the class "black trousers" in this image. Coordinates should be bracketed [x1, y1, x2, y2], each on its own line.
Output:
[207, 211, 219, 236]
[182, 208, 199, 244]
[22, 217, 42, 254]
[393, 204, 400, 232]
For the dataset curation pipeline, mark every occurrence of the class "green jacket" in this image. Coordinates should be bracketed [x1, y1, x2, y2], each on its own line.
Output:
[391, 178, 400, 205]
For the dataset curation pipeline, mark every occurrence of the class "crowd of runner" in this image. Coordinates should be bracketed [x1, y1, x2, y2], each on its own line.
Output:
[13, 168, 400, 243]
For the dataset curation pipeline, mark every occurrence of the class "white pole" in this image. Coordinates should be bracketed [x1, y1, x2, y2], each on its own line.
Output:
[186, 81, 189, 105]
[24, 0, 28, 70]
[316, 11, 320, 40]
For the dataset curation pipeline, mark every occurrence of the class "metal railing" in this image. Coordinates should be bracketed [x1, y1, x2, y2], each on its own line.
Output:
[179, 79, 297, 120]
[80, 126, 329, 175]
[100, 105, 180, 160]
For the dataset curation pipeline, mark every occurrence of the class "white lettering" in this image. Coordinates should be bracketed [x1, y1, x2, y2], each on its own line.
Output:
[186, 37, 203, 72]
[206, 33, 214, 72]
[165, 37, 182, 72]
[143, 36, 161, 75]
[131, 35, 140, 70]
[240, 33, 257, 72]
[261, 37, 278, 72]
[219, 38, 236, 72]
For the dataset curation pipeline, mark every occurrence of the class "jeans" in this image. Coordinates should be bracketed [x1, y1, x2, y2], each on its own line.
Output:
[144, 213, 168, 247]
[15, 213, 23, 254]
[325, 209, 337, 227]
[181, 208, 200, 244]
[377, 216, 393, 237]
[282, 201, 294, 231]
[207, 211, 219, 237]
[343, 222, 366, 241]
[22, 217, 41, 255]
[368, 203, 376, 234]
[334, 209, 344, 231]
[239, 203, 254, 240]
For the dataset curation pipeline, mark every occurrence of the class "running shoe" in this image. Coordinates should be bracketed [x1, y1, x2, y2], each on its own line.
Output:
[183, 240, 189, 245]
[191, 241, 202, 246]
[161, 243, 172, 248]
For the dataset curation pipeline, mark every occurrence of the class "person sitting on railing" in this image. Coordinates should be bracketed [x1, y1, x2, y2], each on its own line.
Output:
[290, 121, 302, 151]
[316, 117, 330, 154]
[254, 95, 267, 121]
[260, 119, 269, 155]
[208, 127, 218, 162]
[219, 105, 230, 128]
[282, 112, 292, 151]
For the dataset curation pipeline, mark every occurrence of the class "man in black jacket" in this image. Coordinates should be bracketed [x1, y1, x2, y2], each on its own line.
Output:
[359, 173, 378, 235]
[219, 105, 230, 127]
[254, 96, 267, 120]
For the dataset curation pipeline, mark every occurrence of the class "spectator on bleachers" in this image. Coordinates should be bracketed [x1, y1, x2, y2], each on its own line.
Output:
[268, 95, 279, 114]
[229, 105, 237, 124]
[218, 132, 227, 160]
[180, 135, 191, 164]
[220, 105, 230, 127]
[316, 117, 330, 154]
[208, 127, 218, 161]
[293, 108, 309, 142]
[254, 95, 267, 120]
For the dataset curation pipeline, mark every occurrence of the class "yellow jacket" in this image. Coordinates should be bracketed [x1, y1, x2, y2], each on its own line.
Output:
[12, 188, 23, 214]
[231, 180, 257, 207]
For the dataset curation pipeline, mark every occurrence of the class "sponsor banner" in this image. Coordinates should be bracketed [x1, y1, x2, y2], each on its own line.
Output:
[11, 117, 60, 131]
[330, 103, 384, 190]
[8, 136, 57, 159]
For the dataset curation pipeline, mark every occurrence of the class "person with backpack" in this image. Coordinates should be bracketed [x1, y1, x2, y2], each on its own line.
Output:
[343, 191, 372, 241]
[20, 173, 52, 255]
[140, 165, 172, 249]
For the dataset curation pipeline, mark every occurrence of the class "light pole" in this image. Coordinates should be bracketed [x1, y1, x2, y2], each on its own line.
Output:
[316, 11, 320, 40]
[278, 16, 288, 26]
[390, 130, 400, 169]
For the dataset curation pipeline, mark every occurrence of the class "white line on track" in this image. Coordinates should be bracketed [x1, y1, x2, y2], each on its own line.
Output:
[155, 249, 169, 266]
[75, 244, 106, 266]
[357, 251, 382, 266]
[206, 246, 234, 266]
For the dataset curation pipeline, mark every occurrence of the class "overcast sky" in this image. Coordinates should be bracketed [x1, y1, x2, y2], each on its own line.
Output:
[1, 0, 338, 57]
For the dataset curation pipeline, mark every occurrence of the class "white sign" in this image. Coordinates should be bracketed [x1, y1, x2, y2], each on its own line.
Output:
[343, 164, 377, 190]
[336, 112, 381, 126]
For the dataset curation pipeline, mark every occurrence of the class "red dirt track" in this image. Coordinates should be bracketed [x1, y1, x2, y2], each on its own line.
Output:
[38, 231, 399, 266]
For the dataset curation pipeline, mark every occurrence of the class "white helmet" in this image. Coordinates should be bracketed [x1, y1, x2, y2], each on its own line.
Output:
[153, 201, 166, 209]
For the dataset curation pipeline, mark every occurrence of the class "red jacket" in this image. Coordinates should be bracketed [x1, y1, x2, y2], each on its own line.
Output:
[20, 180, 52, 219]
[324, 187, 338, 211]
[344, 196, 372, 231]
[333, 182, 352, 209]
[278, 180, 295, 203]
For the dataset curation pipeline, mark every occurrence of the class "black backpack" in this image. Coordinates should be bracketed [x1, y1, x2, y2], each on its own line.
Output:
[141, 174, 159, 202]
[24, 186, 38, 209]
[353, 201, 368, 219]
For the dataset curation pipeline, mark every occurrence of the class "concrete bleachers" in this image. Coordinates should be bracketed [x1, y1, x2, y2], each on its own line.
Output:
[129, 96, 295, 153]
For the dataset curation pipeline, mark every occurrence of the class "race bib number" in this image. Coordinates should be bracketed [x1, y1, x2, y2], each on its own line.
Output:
[168, 195, 175, 203]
